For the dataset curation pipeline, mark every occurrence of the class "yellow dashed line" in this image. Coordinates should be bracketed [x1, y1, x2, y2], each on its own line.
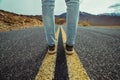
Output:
[35, 27, 60, 80]
[61, 27, 90, 80]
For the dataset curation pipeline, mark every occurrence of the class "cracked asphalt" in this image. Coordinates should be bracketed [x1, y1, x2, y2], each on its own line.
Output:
[0, 26, 120, 80]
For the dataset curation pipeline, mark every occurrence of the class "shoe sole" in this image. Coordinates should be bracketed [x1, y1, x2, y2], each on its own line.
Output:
[48, 49, 57, 54]
[65, 49, 74, 55]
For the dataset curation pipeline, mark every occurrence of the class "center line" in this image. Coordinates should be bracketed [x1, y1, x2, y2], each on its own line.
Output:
[35, 27, 60, 80]
[61, 26, 90, 80]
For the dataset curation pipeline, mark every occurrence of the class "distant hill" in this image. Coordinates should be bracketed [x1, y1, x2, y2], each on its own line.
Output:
[100, 13, 120, 16]
[57, 12, 120, 26]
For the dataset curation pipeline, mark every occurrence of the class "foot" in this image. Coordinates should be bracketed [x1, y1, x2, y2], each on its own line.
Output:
[65, 44, 74, 55]
[48, 45, 56, 54]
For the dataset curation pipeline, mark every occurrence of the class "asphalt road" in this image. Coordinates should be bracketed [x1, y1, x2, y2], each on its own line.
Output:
[74, 27, 120, 80]
[0, 27, 48, 80]
[0, 26, 120, 80]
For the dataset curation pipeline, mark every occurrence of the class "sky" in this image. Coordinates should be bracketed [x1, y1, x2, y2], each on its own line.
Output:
[0, 0, 120, 15]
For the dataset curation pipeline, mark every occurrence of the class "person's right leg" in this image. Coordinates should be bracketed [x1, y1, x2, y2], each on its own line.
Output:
[42, 0, 56, 53]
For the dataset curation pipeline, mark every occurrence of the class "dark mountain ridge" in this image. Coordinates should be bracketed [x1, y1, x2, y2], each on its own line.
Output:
[57, 12, 120, 26]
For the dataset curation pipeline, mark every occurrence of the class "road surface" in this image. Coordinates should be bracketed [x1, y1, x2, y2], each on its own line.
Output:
[0, 26, 120, 80]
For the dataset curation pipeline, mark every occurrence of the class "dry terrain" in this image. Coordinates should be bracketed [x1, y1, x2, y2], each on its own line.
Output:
[0, 10, 43, 32]
[0, 10, 120, 32]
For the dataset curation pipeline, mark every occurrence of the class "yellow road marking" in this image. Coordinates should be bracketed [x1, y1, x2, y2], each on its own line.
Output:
[35, 27, 60, 80]
[61, 27, 90, 80]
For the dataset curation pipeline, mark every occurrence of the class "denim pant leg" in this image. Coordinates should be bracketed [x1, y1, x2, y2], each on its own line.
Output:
[42, 0, 56, 46]
[65, 0, 80, 46]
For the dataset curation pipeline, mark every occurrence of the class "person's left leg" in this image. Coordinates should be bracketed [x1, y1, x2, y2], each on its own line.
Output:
[42, 0, 56, 54]
[65, 0, 80, 54]
[41, 0, 56, 46]
[65, 0, 80, 46]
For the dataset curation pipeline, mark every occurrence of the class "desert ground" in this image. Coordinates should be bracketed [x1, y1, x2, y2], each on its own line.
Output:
[1, 10, 120, 32]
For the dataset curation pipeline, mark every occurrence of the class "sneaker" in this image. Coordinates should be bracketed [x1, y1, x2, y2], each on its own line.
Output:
[48, 45, 56, 54]
[65, 44, 74, 55]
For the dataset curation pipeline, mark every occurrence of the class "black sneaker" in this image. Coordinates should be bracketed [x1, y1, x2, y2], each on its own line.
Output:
[48, 45, 56, 54]
[65, 44, 74, 55]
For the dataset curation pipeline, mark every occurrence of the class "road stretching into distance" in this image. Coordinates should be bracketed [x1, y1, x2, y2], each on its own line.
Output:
[0, 26, 120, 80]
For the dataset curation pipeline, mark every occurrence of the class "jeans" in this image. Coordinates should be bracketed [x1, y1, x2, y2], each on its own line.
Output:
[42, 0, 80, 46]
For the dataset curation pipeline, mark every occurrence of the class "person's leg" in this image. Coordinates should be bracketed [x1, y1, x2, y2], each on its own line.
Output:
[42, 0, 56, 46]
[65, 0, 80, 46]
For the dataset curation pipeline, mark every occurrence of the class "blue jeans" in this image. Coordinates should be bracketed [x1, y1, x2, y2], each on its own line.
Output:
[42, 0, 80, 46]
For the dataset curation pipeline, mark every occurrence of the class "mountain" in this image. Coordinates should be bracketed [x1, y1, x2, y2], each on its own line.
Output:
[57, 12, 120, 26]
[100, 13, 120, 16]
